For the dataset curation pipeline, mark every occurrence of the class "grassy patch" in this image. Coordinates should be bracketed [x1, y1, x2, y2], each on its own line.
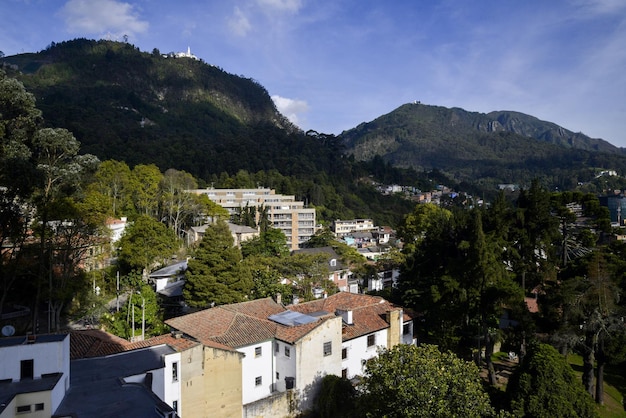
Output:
[567, 354, 625, 417]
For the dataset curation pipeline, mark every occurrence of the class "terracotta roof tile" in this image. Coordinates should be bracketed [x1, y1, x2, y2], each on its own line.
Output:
[290, 292, 413, 341]
[165, 293, 414, 349]
[70, 329, 200, 359]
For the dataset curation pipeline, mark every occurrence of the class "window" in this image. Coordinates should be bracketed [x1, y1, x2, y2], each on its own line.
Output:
[172, 361, 179, 382]
[35, 403, 44, 411]
[341, 347, 347, 360]
[255, 346, 262, 357]
[403, 323, 411, 335]
[342, 369, 348, 379]
[172, 400, 178, 413]
[276, 372, 280, 380]
[255, 376, 262, 386]
[367, 334, 376, 347]
[284, 346, 290, 358]
[323, 341, 332, 356]
[16, 405, 31, 413]
[275, 342, 279, 353]
[20, 359, 34, 380]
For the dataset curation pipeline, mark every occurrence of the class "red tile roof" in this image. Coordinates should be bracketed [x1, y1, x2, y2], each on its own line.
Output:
[69, 329, 200, 359]
[165, 293, 414, 348]
[289, 292, 413, 341]
[166, 298, 317, 347]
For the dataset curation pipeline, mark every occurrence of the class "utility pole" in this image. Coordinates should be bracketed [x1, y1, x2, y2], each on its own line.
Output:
[141, 296, 145, 341]
[116, 271, 120, 312]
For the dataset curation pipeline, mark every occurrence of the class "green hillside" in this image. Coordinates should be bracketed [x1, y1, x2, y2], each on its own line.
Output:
[340, 103, 626, 190]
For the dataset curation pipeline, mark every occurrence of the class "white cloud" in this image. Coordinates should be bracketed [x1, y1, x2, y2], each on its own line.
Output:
[272, 95, 309, 127]
[257, 0, 303, 13]
[228, 6, 252, 37]
[60, 0, 148, 39]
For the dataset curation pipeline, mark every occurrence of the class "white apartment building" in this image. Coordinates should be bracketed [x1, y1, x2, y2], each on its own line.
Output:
[188, 188, 316, 250]
[331, 219, 376, 237]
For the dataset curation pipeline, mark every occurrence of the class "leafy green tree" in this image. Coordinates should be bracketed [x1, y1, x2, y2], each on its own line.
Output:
[45, 197, 101, 331]
[511, 180, 559, 291]
[302, 226, 337, 248]
[159, 168, 198, 237]
[117, 215, 179, 276]
[130, 164, 162, 217]
[93, 159, 132, 216]
[359, 344, 495, 418]
[317, 374, 357, 418]
[507, 342, 597, 418]
[30, 127, 99, 331]
[241, 227, 289, 258]
[397, 203, 452, 254]
[244, 256, 293, 301]
[183, 221, 253, 307]
[0, 71, 41, 175]
[102, 280, 166, 340]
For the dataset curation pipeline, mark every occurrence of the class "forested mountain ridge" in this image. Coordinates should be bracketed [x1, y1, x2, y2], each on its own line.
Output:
[0, 39, 312, 180]
[4, 38, 626, 194]
[340, 103, 626, 189]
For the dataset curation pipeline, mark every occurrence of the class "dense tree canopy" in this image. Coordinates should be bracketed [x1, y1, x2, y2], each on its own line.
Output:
[507, 342, 598, 417]
[183, 221, 253, 307]
[359, 344, 496, 418]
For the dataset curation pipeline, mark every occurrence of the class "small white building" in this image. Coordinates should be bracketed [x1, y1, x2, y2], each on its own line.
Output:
[0, 333, 70, 418]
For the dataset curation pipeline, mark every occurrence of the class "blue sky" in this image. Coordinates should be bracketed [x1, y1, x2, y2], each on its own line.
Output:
[2, 0, 626, 147]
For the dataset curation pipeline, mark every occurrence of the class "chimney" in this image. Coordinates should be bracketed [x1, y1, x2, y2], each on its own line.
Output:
[276, 293, 282, 305]
[336, 308, 353, 325]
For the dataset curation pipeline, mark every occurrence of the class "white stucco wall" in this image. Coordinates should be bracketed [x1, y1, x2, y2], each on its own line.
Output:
[239, 340, 274, 405]
[162, 352, 182, 415]
[341, 329, 387, 379]
[0, 336, 70, 383]
[273, 340, 296, 392]
[294, 317, 343, 411]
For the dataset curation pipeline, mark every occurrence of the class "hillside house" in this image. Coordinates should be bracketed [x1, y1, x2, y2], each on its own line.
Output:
[187, 222, 259, 248]
[292, 246, 356, 293]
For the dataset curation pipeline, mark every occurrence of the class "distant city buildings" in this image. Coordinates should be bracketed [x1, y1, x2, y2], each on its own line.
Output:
[187, 187, 316, 250]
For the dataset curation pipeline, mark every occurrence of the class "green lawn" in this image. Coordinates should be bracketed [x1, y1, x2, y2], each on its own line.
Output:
[568, 354, 626, 418]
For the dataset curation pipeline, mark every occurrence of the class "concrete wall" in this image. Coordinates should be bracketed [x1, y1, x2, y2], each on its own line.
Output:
[0, 390, 51, 418]
[243, 390, 297, 418]
[203, 347, 244, 418]
[0, 336, 69, 383]
[294, 317, 343, 412]
[178, 344, 205, 418]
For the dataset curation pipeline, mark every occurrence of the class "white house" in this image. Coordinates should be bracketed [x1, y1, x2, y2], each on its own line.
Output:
[0, 334, 70, 418]
[166, 292, 415, 415]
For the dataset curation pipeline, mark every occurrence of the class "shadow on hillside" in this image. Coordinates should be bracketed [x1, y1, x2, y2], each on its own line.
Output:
[570, 362, 625, 411]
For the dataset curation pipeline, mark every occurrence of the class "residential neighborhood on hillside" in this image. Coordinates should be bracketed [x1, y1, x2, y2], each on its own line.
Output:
[0, 291, 414, 417]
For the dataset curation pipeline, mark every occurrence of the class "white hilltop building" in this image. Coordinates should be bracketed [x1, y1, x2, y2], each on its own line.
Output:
[163, 46, 198, 60]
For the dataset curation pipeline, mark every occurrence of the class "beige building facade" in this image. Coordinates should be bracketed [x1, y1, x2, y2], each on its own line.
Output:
[188, 188, 316, 250]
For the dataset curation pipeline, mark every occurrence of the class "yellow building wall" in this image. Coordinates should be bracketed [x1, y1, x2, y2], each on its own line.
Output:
[386, 309, 402, 349]
[0, 391, 51, 418]
[203, 347, 244, 418]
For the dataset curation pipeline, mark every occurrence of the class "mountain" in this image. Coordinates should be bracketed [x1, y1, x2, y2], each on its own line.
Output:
[340, 103, 626, 188]
[0, 39, 334, 181]
[3, 38, 626, 196]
